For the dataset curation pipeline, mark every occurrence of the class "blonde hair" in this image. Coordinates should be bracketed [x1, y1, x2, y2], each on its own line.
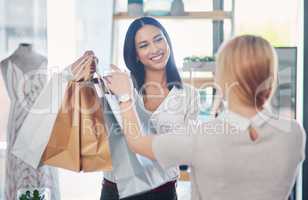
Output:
[216, 35, 278, 109]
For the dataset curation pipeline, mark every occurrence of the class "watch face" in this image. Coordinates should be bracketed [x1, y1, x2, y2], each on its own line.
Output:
[119, 94, 131, 102]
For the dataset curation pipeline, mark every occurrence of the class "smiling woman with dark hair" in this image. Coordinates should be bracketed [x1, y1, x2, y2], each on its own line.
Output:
[99, 17, 200, 200]
[67, 17, 199, 200]
[123, 16, 183, 92]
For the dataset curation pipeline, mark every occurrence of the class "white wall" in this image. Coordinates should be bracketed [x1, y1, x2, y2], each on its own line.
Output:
[47, 1, 114, 199]
[47, 0, 114, 71]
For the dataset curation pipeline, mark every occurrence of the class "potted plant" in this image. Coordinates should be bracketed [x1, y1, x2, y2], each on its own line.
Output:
[128, 0, 143, 16]
[171, 0, 185, 16]
[17, 188, 50, 200]
[183, 55, 215, 71]
[144, 0, 173, 16]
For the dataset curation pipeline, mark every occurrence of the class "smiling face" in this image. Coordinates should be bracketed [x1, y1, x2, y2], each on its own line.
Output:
[135, 25, 170, 71]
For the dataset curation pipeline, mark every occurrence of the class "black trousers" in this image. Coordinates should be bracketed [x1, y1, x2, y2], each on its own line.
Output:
[100, 179, 178, 200]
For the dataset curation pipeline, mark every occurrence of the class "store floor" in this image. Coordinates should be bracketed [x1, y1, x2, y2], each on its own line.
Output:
[60, 170, 191, 200]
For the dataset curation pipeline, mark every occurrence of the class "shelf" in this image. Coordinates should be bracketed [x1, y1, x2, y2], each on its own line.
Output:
[182, 67, 215, 72]
[113, 11, 233, 20]
[182, 63, 215, 72]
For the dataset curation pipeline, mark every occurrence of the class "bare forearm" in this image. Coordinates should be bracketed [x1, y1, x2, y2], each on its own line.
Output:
[119, 100, 155, 159]
[119, 101, 143, 140]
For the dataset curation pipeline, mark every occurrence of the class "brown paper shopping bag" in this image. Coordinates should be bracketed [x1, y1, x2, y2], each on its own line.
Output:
[79, 80, 112, 172]
[41, 79, 112, 172]
[41, 81, 80, 171]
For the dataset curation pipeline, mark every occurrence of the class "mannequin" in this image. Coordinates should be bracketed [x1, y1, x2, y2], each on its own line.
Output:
[1, 43, 47, 79]
[0, 43, 60, 200]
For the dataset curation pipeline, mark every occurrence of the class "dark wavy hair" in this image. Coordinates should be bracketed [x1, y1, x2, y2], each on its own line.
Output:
[123, 17, 183, 92]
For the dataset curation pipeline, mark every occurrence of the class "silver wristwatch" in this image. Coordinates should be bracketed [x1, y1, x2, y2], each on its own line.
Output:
[117, 94, 131, 103]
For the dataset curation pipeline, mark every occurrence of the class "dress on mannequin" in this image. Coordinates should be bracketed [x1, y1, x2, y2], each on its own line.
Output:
[0, 43, 60, 200]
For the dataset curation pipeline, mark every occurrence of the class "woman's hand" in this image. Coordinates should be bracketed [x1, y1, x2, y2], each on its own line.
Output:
[106, 65, 156, 160]
[70, 50, 98, 81]
[105, 65, 133, 97]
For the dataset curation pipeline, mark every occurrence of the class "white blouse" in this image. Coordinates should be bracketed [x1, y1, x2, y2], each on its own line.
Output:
[104, 83, 200, 185]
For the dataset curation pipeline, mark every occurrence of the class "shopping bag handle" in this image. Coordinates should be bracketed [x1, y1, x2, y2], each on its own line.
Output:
[92, 72, 112, 95]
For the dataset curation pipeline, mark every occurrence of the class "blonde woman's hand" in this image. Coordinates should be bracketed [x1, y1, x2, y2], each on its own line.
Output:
[70, 50, 98, 81]
[105, 65, 133, 97]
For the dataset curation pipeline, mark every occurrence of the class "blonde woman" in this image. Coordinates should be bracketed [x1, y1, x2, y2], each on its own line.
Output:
[106, 35, 306, 200]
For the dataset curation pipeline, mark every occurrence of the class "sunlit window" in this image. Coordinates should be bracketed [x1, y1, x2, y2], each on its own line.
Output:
[234, 0, 300, 46]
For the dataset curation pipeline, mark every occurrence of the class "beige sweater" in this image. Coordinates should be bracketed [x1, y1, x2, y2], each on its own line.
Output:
[153, 109, 306, 200]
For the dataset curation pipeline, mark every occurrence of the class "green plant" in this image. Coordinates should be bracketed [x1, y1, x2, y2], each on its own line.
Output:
[19, 194, 28, 200]
[183, 56, 215, 63]
[128, 0, 143, 4]
[19, 190, 45, 200]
